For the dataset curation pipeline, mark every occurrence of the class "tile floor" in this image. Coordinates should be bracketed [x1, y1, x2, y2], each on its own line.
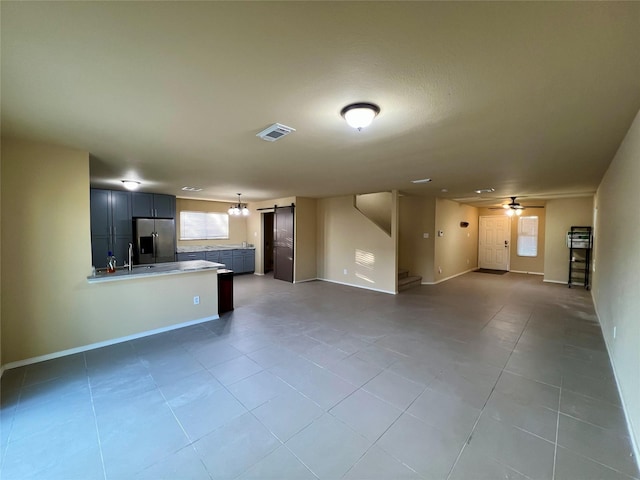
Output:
[1, 272, 638, 480]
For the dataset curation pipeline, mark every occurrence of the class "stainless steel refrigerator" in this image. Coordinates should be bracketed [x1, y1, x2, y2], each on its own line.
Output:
[133, 218, 176, 264]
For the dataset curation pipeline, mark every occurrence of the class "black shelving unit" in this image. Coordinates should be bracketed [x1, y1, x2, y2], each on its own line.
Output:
[567, 226, 592, 290]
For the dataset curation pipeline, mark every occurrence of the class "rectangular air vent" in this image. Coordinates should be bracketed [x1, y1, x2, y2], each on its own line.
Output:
[256, 123, 296, 142]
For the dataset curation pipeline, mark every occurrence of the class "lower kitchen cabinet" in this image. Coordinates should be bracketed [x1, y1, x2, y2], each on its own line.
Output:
[232, 249, 255, 274]
[243, 251, 255, 273]
[177, 252, 206, 262]
[218, 251, 233, 269]
[205, 251, 220, 263]
[176, 248, 255, 273]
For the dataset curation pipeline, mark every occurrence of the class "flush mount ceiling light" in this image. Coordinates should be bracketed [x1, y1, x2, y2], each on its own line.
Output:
[228, 193, 250, 217]
[122, 180, 140, 191]
[340, 102, 380, 131]
[181, 186, 203, 192]
[475, 188, 495, 194]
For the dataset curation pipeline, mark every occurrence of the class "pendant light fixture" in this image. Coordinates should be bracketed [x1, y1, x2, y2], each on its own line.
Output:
[341, 102, 380, 131]
[228, 193, 249, 216]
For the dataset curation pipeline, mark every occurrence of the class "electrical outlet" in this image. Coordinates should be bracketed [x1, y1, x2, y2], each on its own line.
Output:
[193, 296, 200, 305]
[613, 326, 617, 339]
[423, 233, 429, 239]
[343, 269, 348, 275]
[437, 230, 444, 237]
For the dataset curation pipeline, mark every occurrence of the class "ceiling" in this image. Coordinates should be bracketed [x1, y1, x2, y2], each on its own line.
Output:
[2, 2, 639, 206]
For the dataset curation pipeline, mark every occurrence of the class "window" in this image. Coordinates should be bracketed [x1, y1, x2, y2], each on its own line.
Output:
[517, 216, 538, 257]
[180, 211, 229, 240]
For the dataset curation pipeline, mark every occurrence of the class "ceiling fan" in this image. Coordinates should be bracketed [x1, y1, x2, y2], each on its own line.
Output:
[490, 196, 544, 216]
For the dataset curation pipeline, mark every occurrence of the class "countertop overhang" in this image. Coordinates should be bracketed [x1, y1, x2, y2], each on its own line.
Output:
[87, 260, 223, 283]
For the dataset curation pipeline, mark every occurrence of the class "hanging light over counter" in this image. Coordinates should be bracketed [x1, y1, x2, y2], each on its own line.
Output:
[228, 193, 249, 216]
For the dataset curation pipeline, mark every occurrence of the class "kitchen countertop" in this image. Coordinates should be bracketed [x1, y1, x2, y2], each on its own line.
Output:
[87, 260, 223, 283]
[177, 244, 255, 253]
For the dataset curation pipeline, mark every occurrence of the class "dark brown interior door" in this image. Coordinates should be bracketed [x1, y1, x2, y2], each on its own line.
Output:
[263, 212, 274, 273]
[273, 205, 294, 282]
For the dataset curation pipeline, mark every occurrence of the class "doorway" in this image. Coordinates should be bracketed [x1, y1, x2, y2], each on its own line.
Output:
[273, 205, 294, 283]
[262, 212, 274, 274]
[479, 215, 511, 271]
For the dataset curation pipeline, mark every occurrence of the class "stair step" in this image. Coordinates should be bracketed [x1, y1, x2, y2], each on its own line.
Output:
[398, 275, 422, 291]
[398, 269, 410, 280]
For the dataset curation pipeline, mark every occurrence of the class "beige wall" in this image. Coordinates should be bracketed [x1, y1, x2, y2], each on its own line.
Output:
[0, 144, 2, 368]
[295, 197, 318, 282]
[317, 195, 397, 293]
[176, 198, 248, 247]
[543, 197, 593, 283]
[592, 110, 640, 454]
[1, 139, 217, 365]
[434, 198, 479, 282]
[355, 192, 392, 236]
[478, 207, 546, 274]
[399, 195, 436, 283]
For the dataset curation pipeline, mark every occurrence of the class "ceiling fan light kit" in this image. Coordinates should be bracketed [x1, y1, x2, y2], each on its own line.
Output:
[491, 196, 544, 215]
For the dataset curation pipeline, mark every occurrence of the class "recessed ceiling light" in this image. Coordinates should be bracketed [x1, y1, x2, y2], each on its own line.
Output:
[181, 186, 203, 192]
[441, 188, 448, 193]
[411, 178, 432, 184]
[122, 180, 141, 191]
[475, 188, 495, 194]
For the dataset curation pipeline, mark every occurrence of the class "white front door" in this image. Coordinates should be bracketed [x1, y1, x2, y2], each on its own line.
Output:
[479, 216, 510, 270]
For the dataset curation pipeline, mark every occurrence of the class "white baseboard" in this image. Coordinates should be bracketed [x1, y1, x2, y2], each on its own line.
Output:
[591, 295, 640, 473]
[543, 279, 568, 285]
[1, 315, 219, 375]
[422, 268, 476, 285]
[294, 277, 319, 284]
[317, 278, 396, 295]
[510, 270, 544, 276]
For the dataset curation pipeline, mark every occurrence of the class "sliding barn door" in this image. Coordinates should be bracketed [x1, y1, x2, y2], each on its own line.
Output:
[273, 205, 294, 282]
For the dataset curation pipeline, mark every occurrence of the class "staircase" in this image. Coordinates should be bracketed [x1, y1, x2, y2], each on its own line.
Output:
[398, 269, 422, 292]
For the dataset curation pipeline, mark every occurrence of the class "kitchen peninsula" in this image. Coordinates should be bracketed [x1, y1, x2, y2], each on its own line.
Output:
[75, 260, 223, 363]
[87, 259, 223, 283]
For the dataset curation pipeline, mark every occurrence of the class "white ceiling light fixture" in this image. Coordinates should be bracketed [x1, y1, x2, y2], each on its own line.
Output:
[181, 186, 203, 192]
[475, 188, 495, 194]
[122, 180, 140, 191]
[228, 193, 250, 216]
[411, 178, 432, 184]
[341, 102, 380, 131]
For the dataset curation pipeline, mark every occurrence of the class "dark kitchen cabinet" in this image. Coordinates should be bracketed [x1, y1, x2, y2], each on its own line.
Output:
[218, 269, 234, 314]
[132, 192, 175, 218]
[90, 189, 132, 268]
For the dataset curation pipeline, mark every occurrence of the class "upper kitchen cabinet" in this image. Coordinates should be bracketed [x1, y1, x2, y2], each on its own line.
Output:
[132, 192, 175, 218]
[90, 189, 132, 267]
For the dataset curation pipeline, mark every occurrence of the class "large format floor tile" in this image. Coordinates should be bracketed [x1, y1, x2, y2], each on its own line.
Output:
[1, 272, 638, 480]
